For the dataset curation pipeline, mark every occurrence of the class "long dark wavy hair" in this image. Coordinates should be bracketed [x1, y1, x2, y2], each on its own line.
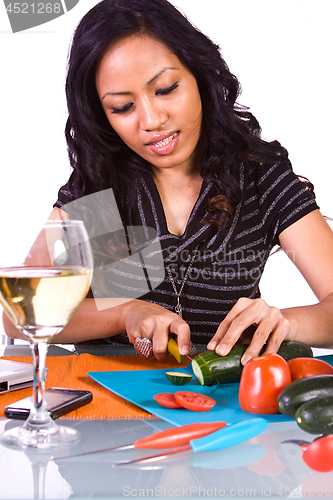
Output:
[65, 0, 291, 229]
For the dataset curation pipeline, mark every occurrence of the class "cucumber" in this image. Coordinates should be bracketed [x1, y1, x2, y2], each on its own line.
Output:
[295, 394, 333, 435]
[276, 340, 313, 361]
[166, 372, 193, 386]
[191, 341, 313, 386]
[277, 374, 333, 418]
[192, 345, 247, 386]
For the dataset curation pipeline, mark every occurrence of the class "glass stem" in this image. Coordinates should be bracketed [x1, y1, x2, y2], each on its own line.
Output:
[28, 341, 50, 425]
[30, 458, 49, 500]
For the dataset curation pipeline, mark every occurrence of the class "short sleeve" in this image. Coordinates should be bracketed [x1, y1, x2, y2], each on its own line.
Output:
[53, 173, 77, 211]
[256, 161, 319, 247]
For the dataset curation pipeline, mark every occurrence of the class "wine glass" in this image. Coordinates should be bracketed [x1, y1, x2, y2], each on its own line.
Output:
[0, 219, 93, 449]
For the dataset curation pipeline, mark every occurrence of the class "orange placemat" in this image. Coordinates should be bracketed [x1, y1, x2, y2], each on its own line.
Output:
[0, 354, 190, 419]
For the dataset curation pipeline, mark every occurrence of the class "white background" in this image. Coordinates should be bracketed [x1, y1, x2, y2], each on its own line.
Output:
[0, 0, 332, 340]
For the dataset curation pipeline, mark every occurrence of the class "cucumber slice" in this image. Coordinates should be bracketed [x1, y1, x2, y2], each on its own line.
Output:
[165, 372, 193, 385]
[191, 356, 215, 386]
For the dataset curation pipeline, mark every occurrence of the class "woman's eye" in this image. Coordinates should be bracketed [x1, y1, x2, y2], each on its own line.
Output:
[156, 82, 179, 96]
[111, 102, 133, 114]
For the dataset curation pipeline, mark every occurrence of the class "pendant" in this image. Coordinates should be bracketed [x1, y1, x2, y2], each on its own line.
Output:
[175, 301, 182, 317]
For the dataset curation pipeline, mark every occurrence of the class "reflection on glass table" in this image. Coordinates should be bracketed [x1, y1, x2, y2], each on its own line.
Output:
[1, 417, 333, 499]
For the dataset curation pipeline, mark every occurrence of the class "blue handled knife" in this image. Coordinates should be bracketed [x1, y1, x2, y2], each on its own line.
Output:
[115, 418, 267, 466]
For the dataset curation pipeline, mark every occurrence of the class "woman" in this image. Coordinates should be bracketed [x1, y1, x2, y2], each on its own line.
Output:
[4, 0, 333, 363]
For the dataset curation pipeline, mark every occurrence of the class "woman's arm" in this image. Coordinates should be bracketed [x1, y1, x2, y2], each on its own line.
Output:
[3, 296, 191, 361]
[279, 209, 333, 346]
[208, 209, 333, 362]
[2, 208, 191, 360]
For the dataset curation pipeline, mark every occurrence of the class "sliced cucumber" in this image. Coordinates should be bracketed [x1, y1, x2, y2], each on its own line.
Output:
[166, 372, 193, 385]
[191, 341, 313, 387]
[191, 346, 247, 386]
[191, 356, 215, 386]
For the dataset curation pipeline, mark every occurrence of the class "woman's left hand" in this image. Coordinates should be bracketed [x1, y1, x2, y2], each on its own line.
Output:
[207, 297, 292, 365]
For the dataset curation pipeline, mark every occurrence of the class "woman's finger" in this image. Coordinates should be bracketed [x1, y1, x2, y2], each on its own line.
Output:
[123, 301, 191, 362]
[239, 310, 291, 364]
[152, 315, 190, 361]
[127, 316, 155, 356]
[152, 323, 172, 362]
[170, 318, 191, 356]
[208, 298, 268, 354]
[134, 337, 154, 358]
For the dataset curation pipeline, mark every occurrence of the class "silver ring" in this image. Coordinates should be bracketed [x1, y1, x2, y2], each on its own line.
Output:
[134, 337, 153, 358]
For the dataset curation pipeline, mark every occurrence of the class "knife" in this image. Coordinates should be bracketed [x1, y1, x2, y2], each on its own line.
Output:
[53, 421, 227, 460]
[114, 418, 267, 466]
[135, 336, 193, 362]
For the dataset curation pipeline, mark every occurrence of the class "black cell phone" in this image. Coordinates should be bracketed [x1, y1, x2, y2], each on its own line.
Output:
[4, 387, 93, 420]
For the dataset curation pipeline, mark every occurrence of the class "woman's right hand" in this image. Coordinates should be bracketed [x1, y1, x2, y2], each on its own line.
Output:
[122, 299, 191, 362]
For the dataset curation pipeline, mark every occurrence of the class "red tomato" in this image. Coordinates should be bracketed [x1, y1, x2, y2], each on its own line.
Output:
[301, 435, 333, 473]
[174, 391, 216, 412]
[239, 353, 291, 414]
[153, 393, 183, 409]
[287, 357, 333, 381]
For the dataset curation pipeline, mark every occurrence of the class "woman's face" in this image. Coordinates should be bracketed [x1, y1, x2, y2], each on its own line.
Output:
[95, 35, 202, 174]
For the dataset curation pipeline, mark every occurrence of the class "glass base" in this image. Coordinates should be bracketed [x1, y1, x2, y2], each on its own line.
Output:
[0, 419, 80, 450]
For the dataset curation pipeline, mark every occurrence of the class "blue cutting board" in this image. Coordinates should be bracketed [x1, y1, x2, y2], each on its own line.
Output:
[89, 354, 333, 427]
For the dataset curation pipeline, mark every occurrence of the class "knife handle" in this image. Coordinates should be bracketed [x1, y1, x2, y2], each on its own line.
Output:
[167, 337, 183, 363]
[190, 418, 267, 453]
[134, 421, 227, 449]
[135, 336, 187, 362]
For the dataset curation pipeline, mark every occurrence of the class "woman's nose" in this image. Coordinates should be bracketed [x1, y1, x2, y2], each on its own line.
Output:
[139, 97, 168, 131]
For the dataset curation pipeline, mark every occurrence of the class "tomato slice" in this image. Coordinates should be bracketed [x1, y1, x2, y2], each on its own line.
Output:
[174, 391, 216, 412]
[287, 357, 333, 381]
[153, 393, 183, 409]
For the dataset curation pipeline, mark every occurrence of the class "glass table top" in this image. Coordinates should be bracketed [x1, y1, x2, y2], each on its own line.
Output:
[1, 344, 332, 499]
[0, 417, 330, 499]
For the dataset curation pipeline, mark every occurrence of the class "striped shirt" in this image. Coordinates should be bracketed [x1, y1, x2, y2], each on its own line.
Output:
[55, 160, 318, 342]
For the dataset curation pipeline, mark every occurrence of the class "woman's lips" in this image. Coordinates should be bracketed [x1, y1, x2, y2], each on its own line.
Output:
[146, 132, 179, 155]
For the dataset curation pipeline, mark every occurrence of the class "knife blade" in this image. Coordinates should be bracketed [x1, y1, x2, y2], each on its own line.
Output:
[53, 421, 227, 460]
[114, 418, 267, 466]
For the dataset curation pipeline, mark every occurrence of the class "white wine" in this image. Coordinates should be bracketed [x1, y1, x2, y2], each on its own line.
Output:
[0, 266, 92, 341]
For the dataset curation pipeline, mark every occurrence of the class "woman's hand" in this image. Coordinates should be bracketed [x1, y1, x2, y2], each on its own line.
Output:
[122, 300, 191, 362]
[207, 297, 292, 365]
